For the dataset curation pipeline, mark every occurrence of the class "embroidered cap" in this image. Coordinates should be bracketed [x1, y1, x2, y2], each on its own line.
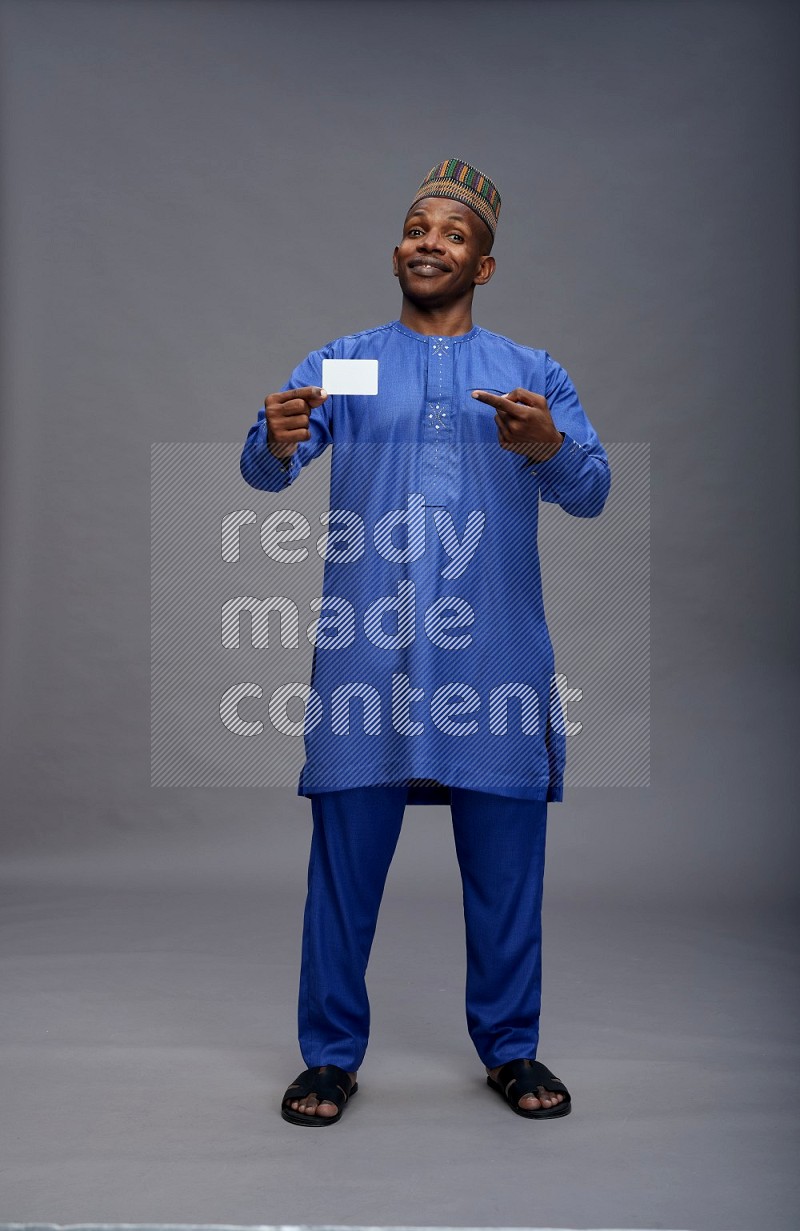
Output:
[410, 158, 501, 236]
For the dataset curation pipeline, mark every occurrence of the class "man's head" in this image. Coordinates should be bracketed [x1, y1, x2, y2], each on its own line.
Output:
[411, 158, 501, 244]
[393, 158, 500, 306]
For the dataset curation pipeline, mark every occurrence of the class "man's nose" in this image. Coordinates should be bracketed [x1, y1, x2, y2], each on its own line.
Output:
[417, 230, 445, 251]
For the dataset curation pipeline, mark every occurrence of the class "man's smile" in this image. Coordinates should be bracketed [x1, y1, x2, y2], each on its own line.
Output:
[408, 257, 450, 275]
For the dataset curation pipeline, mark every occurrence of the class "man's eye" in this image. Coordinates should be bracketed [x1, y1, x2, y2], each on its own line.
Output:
[449, 233, 464, 242]
[408, 228, 423, 236]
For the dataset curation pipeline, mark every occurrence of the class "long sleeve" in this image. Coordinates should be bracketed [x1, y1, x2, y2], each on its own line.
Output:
[240, 345, 335, 491]
[524, 352, 611, 518]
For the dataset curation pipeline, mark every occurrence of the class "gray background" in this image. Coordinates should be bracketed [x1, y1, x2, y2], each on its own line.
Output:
[0, 0, 797, 1228]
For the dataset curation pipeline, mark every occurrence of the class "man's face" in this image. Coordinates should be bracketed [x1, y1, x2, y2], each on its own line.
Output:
[392, 196, 495, 305]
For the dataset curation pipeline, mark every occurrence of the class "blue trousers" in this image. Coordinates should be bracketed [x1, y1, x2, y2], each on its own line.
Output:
[298, 784, 548, 1070]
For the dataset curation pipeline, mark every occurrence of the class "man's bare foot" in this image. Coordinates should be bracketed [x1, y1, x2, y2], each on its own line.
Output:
[285, 1066, 358, 1118]
[486, 1059, 565, 1111]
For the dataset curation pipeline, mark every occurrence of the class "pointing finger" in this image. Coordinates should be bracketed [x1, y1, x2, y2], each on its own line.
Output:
[472, 388, 538, 416]
[473, 391, 527, 424]
[471, 389, 504, 408]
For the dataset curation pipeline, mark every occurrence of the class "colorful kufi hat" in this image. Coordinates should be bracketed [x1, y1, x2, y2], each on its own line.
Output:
[410, 158, 501, 236]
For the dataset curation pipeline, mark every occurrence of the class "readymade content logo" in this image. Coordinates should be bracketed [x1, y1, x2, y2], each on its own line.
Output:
[151, 443, 649, 788]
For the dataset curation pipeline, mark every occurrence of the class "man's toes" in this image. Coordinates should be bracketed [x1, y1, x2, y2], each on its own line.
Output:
[518, 1086, 563, 1110]
[288, 1093, 337, 1117]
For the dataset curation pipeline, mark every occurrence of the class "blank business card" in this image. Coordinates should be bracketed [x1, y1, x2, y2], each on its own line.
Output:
[321, 358, 379, 395]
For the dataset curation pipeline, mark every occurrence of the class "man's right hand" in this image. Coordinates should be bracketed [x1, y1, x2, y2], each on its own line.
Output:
[265, 387, 328, 460]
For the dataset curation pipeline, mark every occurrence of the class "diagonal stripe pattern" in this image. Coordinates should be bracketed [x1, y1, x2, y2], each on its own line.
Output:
[151, 442, 649, 790]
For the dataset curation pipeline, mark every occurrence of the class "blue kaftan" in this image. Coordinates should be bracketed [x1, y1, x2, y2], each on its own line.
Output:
[240, 320, 611, 805]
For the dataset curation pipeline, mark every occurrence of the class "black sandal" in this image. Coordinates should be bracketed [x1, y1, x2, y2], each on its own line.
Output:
[486, 1058, 571, 1119]
[281, 1064, 358, 1126]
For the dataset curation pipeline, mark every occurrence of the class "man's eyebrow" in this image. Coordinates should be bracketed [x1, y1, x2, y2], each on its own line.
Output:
[405, 210, 473, 226]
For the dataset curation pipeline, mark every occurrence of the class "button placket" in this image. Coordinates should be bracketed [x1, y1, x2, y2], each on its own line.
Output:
[421, 336, 453, 503]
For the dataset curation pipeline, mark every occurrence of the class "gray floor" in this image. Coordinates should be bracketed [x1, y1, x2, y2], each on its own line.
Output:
[1, 805, 797, 1230]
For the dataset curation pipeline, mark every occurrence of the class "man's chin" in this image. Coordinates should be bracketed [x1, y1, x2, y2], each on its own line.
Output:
[398, 278, 453, 308]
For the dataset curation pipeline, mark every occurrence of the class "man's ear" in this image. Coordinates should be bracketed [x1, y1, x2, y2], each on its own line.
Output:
[474, 255, 496, 286]
[392, 245, 399, 277]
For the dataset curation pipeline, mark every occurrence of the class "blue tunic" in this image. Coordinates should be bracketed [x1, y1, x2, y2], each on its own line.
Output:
[240, 319, 611, 806]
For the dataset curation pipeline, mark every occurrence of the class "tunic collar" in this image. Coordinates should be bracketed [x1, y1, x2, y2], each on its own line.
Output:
[390, 319, 482, 344]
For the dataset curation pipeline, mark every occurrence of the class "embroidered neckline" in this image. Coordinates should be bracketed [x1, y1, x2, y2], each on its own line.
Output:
[390, 319, 481, 344]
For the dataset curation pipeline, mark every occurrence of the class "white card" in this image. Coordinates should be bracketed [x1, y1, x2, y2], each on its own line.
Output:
[321, 358, 379, 395]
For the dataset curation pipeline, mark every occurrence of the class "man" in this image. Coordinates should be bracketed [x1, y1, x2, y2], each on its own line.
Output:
[240, 158, 611, 1125]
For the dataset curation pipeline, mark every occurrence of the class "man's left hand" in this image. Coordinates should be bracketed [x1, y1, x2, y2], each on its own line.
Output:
[472, 387, 565, 463]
